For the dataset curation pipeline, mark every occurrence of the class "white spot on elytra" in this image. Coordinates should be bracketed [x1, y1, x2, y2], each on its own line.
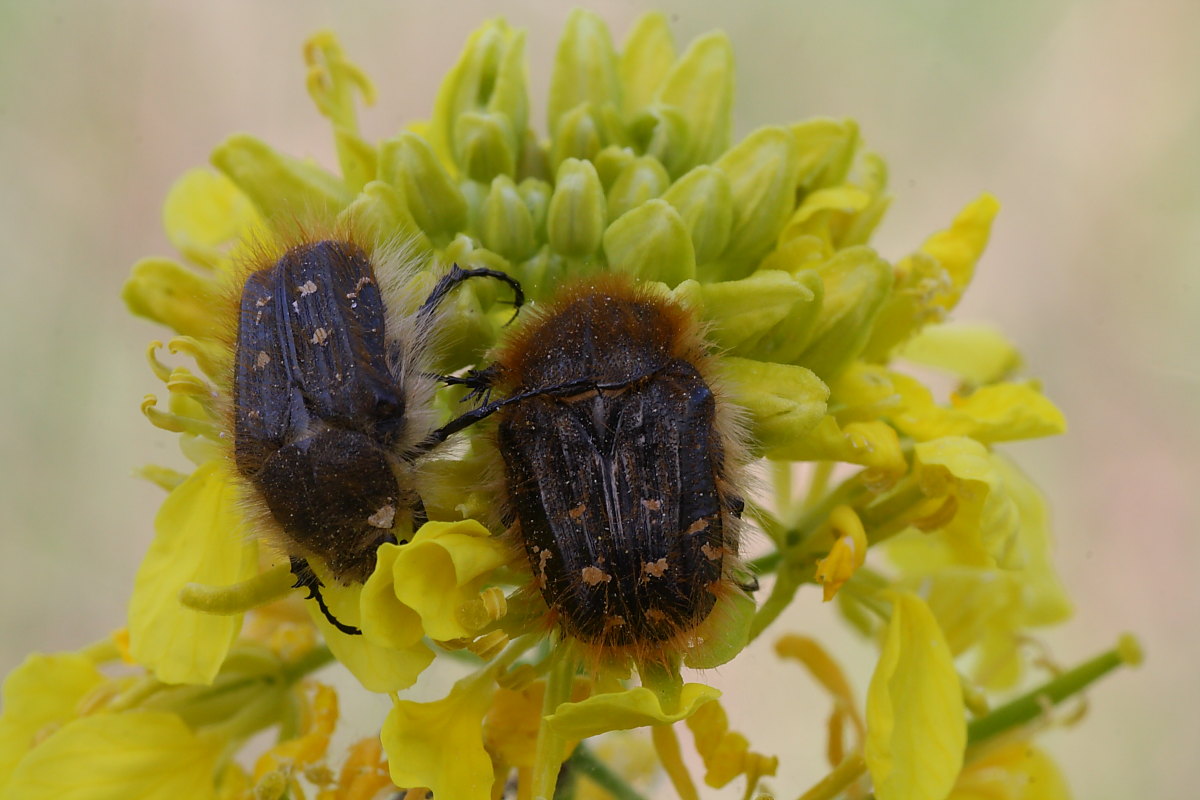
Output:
[298, 280, 318, 296]
[367, 504, 396, 529]
[310, 328, 330, 345]
[255, 351, 271, 369]
[642, 558, 669, 578]
[580, 566, 612, 586]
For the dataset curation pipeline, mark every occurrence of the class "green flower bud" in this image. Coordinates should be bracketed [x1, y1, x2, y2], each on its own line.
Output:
[593, 145, 637, 190]
[454, 112, 517, 183]
[603, 199, 695, 287]
[547, 158, 606, 258]
[549, 103, 603, 171]
[518, 177, 552, 240]
[710, 126, 802, 279]
[791, 118, 860, 194]
[430, 20, 527, 171]
[211, 134, 351, 222]
[481, 175, 537, 261]
[549, 9, 621, 136]
[516, 245, 566, 299]
[335, 180, 430, 253]
[719, 356, 829, 456]
[618, 12, 676, 115]
[672, 270, 821, 361]
[795, 246, 894, 379]
[122, 258, 224, 338]
[661, 165, 734, 268]
[654, 31, 734, 176]
[607, 156, 670, 219]
[379, 132, 468, 243]
[332, 129, 377, 194]
[629, 105, 688, 175]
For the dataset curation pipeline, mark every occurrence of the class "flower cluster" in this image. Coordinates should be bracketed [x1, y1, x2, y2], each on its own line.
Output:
[1, 11, 1139, 800]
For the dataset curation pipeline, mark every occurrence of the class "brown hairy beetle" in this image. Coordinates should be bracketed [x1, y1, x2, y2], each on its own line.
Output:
[448, 276, 750, 660]
[231, 237, 522, 634]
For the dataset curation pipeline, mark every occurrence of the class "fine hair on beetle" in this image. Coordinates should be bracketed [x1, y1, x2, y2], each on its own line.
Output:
[465, 274, 752, 667]
[217, 221, 522, 634]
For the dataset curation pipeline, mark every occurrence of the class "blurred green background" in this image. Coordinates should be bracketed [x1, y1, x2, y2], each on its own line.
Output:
[0, 1, 1195, 797]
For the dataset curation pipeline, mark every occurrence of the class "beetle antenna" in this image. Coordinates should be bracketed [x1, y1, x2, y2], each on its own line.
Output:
[418, 263, 525, 325]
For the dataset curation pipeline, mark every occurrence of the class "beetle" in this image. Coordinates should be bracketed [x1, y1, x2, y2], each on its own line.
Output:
[231, 237, 522, 634]
[449, 276, 749, 656]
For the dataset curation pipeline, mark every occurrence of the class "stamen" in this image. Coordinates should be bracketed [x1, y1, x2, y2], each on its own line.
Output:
[141, 394, 221, 439]
[179, 564, 296, 615]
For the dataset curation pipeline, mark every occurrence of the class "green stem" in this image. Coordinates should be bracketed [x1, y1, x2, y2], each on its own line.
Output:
[966, 634, 1143, 746]
[567, 744, 648, 800]
[795, 753, 866, 800]
[281, 645, 335, 684]
[531, 645, 577, 800]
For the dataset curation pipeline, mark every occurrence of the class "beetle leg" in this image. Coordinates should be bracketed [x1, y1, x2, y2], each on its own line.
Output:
[289, 556, 363, 636]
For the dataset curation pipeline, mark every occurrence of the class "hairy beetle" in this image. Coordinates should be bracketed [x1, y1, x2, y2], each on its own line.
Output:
[455, 276, 749, 656]
[232, 238, 522, 634]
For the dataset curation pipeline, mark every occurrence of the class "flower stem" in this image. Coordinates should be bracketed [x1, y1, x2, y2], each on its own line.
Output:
[795, 752, 866, 800]
[566, 744, 649, 800]
[651, 723, 699, 800]
[281, 645, 335, 684]
[966, 634, 1143, 746]
[530, 645, 576, 800]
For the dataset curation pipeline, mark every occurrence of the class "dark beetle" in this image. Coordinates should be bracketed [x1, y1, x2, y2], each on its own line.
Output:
[232, 238, 521, 634]
[460, 276, 747, 652]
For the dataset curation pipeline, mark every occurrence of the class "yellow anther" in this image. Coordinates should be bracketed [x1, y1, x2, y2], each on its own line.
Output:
[166, 367, 215, 399]
[133, 464, 188, 492]
[455, 586, 509, 633]
[253, 770, 288, 800]
[814, 505, 867, 602]
[911, 494, 958, 531]
[497, 663, 540, 691]
[168, 335, 226, 381]
[465, 630, 509, 661]
[145, 341, 172, 382]
[141, 394, 220, 439]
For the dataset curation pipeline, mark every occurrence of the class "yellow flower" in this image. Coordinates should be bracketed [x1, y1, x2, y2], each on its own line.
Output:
[949, 741, 1071, 800]
[865, 592, 965, 800]
[381, 672, 496, 800]
[109, 8, 1140, 800]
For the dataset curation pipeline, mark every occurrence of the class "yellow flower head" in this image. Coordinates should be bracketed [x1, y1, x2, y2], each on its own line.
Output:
[104, 9, 1143, 800]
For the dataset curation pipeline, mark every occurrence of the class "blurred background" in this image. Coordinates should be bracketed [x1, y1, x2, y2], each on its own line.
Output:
[0, 1, 1195, 797]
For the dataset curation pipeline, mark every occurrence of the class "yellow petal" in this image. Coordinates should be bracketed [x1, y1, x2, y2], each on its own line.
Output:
[162, 168, 260, 270]
[768, 414, 906, 480]
[4, 711, 221, 800]
[921, 193, 1000, 312]
[866, 593, 965, 800]
[382, 674, 495, 800]
[388, 520, 511, 642]
[0, 653, 105, 790]
[545, 683, 720, 740]
[894, 379, 1066, 445]
[121, 258, 225, 339]
[949, 742, 1071, 800]
[311, 570, 435, 694]
[685, 699, 778, 790]
[129, 463, 258, 685]
[900, 437, 1020, 569]
[899, 323, 1021, 387]
[358, 544, 424, 650]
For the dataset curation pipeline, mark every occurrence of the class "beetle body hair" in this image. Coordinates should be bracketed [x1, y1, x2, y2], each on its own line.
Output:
[486, 275, 753, 667]
[218, 223, 444, 584]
